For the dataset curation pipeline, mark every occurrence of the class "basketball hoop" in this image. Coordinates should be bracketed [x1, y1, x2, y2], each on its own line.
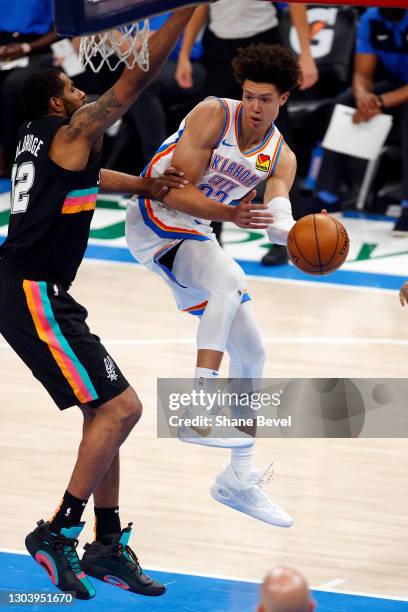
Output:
[79, 19, 150, 73]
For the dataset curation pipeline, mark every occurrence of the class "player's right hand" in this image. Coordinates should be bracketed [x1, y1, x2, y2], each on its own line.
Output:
[399, 282, 408, 307]
[232, 190, 274, 229]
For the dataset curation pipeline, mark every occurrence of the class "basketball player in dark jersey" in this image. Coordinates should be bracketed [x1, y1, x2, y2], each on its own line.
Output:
[0, 7, 213, 600]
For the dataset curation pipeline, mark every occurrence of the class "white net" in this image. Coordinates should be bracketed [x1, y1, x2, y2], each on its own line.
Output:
[79, 19, 150, 73]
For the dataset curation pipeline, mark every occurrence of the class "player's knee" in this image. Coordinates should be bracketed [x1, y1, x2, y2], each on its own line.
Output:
[113, 387, 143, 430]
[241, 336, 266, 376]
[123, 391, 143, 428]
[253, 340, 267, 371]
[239, 328, 267, 378]
[211, 266, 246, 299]
[80, 406, 95, 425]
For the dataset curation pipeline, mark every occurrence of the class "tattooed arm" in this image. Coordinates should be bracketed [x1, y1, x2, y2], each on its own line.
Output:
[50, 7, 197, 171]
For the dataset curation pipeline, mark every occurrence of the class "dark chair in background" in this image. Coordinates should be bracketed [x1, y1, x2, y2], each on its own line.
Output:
[279, 5, 358, 179]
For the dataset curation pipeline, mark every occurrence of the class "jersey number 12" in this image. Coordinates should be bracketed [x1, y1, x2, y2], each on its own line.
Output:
[11, 162, 35, 214]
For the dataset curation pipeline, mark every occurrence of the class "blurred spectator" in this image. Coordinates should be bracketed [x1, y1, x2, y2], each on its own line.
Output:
[176, 2, 317, 99]
[113, 12, 205, 170]
[257, 566, 316, 612]
[0, 0, 58, 174]
[176, 1, 318, 264]
[313, 8, 408, 234]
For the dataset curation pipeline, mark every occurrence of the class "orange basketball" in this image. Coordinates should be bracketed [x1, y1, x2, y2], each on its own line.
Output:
[286, 214, 349, 275]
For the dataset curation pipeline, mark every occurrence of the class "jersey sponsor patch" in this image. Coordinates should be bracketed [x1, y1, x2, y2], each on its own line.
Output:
[255, 153, 271, 173]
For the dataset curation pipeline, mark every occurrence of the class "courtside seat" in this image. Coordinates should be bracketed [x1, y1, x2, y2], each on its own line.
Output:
[280, 6, 358, 128]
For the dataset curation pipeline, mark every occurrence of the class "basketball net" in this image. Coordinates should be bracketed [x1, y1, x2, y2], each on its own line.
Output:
[79, 20, 150, 73]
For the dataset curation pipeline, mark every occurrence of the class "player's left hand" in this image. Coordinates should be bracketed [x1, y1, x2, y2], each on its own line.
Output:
[399, 282, 408, 307]
[149, 167, 189, 201]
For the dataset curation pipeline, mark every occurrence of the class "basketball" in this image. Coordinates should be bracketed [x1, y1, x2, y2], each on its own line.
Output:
[286, 214, 349, 275]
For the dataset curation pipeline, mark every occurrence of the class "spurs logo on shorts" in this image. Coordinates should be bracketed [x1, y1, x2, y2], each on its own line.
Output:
[104, 356, 118, 382]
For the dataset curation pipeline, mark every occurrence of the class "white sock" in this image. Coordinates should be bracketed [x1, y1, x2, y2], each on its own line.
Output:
[231, 446, 255, 480]
[189, 367, 219, 418]
[194, 368, 219, 396]
[195, 367, 219, 382]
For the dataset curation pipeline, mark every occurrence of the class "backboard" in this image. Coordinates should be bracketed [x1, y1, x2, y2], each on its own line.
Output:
[53, 0, 209, 36]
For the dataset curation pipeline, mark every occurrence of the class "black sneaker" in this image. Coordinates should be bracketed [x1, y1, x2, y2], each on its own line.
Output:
[261, 244, 289, 266]
[81, 523, 165, 596]
[25, 520, 96, 599]
[393, 208, 408, 236]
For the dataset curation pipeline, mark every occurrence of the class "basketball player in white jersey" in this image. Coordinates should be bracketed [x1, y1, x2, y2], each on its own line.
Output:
[127, 44, 322, 527]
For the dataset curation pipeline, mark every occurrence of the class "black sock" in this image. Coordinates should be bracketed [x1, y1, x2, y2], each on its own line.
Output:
[49, 490, 87, 534]
[94, 506, 121, 541]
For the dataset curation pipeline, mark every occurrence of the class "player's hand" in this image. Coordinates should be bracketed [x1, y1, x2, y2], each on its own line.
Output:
[399, 282, 408, 307]
[149, 167, 189, 201]
[232, 190, 274, 229]
[298, 53, 318, 91]
[175, 56, 193, 89]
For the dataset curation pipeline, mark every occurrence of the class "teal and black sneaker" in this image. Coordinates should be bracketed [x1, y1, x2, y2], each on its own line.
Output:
[25, 519, 96, 600]
[81, 522, 165, 596]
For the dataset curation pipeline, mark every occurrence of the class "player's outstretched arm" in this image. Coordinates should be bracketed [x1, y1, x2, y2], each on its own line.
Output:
[264, 144, 297, 245]
[99, 167, 188, 200]
[62, 7, 198, 146]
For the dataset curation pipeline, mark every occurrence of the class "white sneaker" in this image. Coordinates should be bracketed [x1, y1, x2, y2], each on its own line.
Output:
[210, 464, 293, 527]
[178, 423, 254, 448]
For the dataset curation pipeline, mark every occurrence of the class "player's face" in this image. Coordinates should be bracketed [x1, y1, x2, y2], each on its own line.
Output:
[242, 80, 289, 131]
[58, 73, 87, 117]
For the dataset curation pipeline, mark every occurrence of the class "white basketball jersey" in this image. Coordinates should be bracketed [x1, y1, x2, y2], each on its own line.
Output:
[139, 98, 284, 238]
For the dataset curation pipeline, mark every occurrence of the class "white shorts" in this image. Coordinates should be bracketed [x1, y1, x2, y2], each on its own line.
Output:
[125, 197, 250, 315]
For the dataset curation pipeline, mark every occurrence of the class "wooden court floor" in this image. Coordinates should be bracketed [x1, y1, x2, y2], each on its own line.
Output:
[1, 260, 407, 599]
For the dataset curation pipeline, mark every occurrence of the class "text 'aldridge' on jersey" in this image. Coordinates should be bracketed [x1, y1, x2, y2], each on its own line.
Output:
[0, 115, 102, 288]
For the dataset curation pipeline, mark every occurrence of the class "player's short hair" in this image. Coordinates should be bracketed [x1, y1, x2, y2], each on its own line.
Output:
[21, 69, 65, 120]
[232, 43, 300, 94]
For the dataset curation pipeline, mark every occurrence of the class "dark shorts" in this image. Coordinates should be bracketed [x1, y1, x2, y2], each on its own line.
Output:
[0, 277, 129, 410]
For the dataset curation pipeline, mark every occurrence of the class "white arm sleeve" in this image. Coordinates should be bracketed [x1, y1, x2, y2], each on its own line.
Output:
[266, 197, 296, 246]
